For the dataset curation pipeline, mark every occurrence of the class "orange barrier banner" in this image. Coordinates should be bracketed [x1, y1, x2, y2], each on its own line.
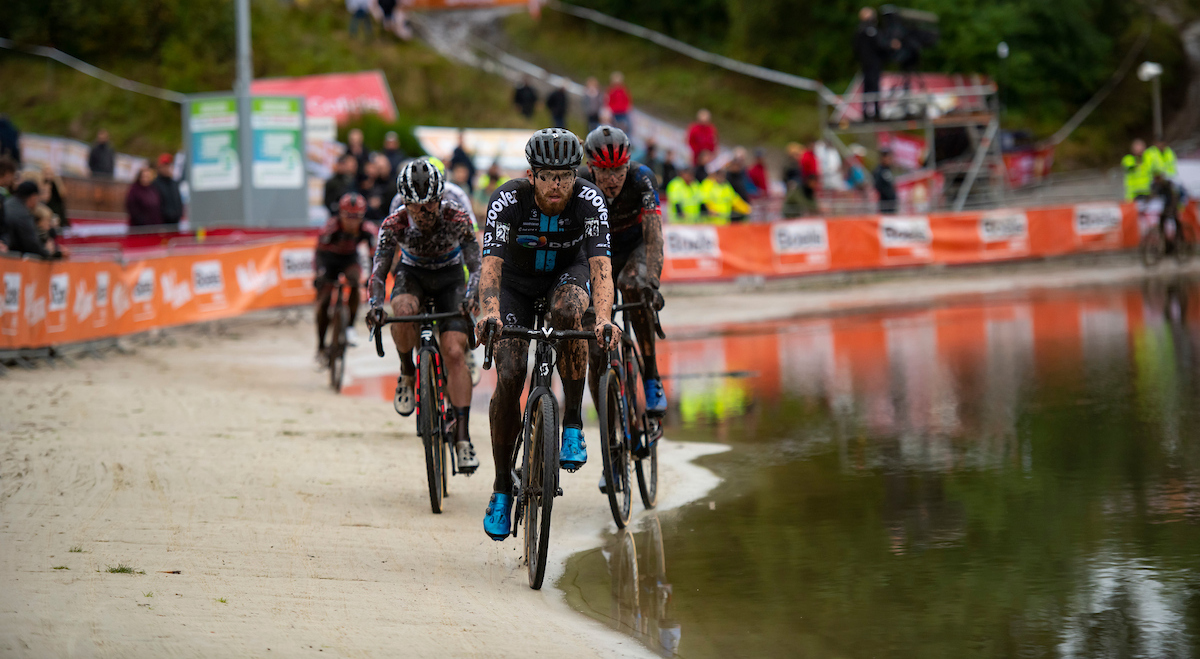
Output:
[662, 201, 1197, 282]
[1, 239, 316, 350]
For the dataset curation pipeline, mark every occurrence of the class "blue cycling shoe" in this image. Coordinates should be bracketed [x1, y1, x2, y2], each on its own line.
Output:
[483, 492, 513, 541]
[560, 426, 587, 472]
[644, 378, 667, 416]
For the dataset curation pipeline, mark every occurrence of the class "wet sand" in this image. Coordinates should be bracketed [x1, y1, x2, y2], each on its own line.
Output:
[1, 254, 1194, 657]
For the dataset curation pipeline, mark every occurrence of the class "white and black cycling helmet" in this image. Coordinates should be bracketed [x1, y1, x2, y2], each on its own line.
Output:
[397, 157, 445, 205]
[525, 128, 583, 170]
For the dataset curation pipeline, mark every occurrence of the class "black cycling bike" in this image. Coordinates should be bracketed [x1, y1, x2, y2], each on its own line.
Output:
[1139, 182, 1194, 267]
[371, 300, 476, 514]
[482, 299, 594, 590]
[597, 289, 667, 527]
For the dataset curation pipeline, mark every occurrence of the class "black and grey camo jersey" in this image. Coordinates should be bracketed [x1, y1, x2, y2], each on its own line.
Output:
[369, 197, 481, 303]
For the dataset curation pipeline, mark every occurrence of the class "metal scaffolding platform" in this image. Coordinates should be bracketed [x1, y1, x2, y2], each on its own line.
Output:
[819, 76, 1008, 211]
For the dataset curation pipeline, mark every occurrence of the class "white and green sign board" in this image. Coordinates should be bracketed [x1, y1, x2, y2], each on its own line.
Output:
[251, 97, 304, 189]
[189, 98, 240, 192]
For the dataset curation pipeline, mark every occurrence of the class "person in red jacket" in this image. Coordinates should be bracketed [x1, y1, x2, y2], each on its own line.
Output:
[686, 109, 718, 166]
[747, 148, 769, 197]
[606, 71, 632, 135]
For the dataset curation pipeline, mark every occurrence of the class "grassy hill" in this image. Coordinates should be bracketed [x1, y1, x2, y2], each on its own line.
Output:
[0, 0, 535, 158]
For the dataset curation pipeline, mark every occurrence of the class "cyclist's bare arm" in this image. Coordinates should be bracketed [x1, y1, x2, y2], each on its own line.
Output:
[368, 225, 399, 306]
[589, 256, 620, 348]
[643, 208, 664, 288]
[476, 255, 503, 335]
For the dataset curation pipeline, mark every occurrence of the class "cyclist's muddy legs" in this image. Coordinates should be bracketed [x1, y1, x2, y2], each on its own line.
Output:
[345, 264, 362, 325]
[552, 284, 589, 428]
[315, 282, 333, 350]
[389, 294, 419, 376]
[441, 330, 471, 407]
[490, 337, 530, 492]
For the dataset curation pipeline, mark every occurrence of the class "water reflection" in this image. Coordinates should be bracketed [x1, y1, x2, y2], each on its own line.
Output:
[577, 276, 1200, 658]
[567, 515, 681, 657]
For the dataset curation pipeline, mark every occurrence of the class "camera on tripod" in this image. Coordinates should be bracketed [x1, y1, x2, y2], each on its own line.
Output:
[879, 5, 940, 71]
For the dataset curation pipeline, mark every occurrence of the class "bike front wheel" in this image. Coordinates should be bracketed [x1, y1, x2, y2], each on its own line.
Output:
[1174, 221, 1195, 263]
[626, 351, 658, 509]
[523, 393, 558, 590]
[599, 368, 632, 528]
[419, 355, 445, 514]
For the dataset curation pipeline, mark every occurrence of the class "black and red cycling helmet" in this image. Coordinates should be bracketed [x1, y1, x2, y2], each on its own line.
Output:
[584, 125, 631, 169]
[339, 192, 367, 218]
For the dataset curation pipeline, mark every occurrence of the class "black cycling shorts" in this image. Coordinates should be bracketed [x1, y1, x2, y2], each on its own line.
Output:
[314, 251, 361, 288]
[499, 251, 590, 330]
[391, 263, 470, 335]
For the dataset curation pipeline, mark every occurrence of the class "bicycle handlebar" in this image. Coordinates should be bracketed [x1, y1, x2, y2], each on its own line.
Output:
[481, 319, 595, 371]
[611, 288, 666, 340]
[369, 311, 477, 358]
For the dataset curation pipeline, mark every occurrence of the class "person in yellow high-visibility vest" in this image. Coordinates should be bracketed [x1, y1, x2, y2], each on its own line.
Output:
[698, 168, 750, 225]
[1122, 139, 1154, 201]
[665, 168, 703, 223]
[1145, 140, 1178, 179]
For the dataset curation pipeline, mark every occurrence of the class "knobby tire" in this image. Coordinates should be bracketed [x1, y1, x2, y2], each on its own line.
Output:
[419, 356, 444, 514]
[627, 351, 658, 509]
[524, 393, 557, 590]
[599, 369, 632, 528]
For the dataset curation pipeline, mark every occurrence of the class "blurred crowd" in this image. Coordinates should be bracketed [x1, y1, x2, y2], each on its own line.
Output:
[0, 156, 69, 260]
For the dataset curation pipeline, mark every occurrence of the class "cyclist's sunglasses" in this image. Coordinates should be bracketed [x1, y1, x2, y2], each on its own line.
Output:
[533, 169, 577, 185]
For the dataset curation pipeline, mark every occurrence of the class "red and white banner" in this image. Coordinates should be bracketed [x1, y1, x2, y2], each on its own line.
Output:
[251, 71, 398, 124]
[1003, 145, 1056, 189]
[878, 132, 927, 171]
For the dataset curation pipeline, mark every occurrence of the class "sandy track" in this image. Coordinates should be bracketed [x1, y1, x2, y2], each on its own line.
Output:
[0, 313, 718, 658]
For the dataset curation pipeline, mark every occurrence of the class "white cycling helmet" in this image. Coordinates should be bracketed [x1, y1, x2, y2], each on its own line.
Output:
[397, 157, 445, 205]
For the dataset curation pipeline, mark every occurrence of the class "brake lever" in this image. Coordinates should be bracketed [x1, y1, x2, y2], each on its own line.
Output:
[373, 323, 385, 357]
[482, 319, 498, 370]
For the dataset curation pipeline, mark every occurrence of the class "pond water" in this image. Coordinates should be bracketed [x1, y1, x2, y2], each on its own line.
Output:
[562, 277, 1200, 658]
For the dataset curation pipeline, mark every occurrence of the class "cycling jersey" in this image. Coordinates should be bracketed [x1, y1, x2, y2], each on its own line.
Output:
[579, 161, 659, 238]
[316, 216, 375, 256]
[369, 197, 481, 305]
[483, 178, 611, 275]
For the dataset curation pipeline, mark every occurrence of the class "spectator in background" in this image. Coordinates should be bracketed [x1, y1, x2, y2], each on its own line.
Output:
[686, 109, 718, 166]
[477, 160, 507, 207]
[661, 149, 679, 189]
[725, 147, 759, 203]
[816, 139, 845, 192]
[347, 0, 373, 39]
[126, 167, 163, 228]
[782, 142, 812, 217]
[325, 154, 358, 216]
[382, 131, 406, 174]
[640, 140, 665, 187]
[546, 80, 569, 129]
[370, 153, 397, 220]
[854, 7, 888, 122]
[0, 115, 21, 165]
[583, 77, 604, 133]
[450, 130, 476, 194]
[606, 72, 632, 135]
[32, 204, 66, 259]
[747, 148, 769, 198]
[345, 128, 369, 176]
[800, 141, 821, 208]
[693, 150, 712, 183]
[666, 168, 703, 224]
[513, 76, 539, 119]
[4, 181, 50, 257]
[449, 162, 473, 202]
[39, 165, 68, 228]
[700, 167, 750, 225]
[153, 154, 183, 226]
[0, 157, 16, 249]
[88, 129, 116, 179]
[874, 147, 898, 213]
[844, 144, 870, 199]
[375, 0, 411, 40]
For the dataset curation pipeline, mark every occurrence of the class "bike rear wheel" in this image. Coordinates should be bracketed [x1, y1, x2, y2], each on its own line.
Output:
[599, 369, 632, 528]
[419, 355, 445, 514]
[523, 393, 557, 590]
[627, 351, 658, 509]
[328, 293, 347, 392]
[1174, 221, 1194, 263]
[1141, 226, 1167, 267]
